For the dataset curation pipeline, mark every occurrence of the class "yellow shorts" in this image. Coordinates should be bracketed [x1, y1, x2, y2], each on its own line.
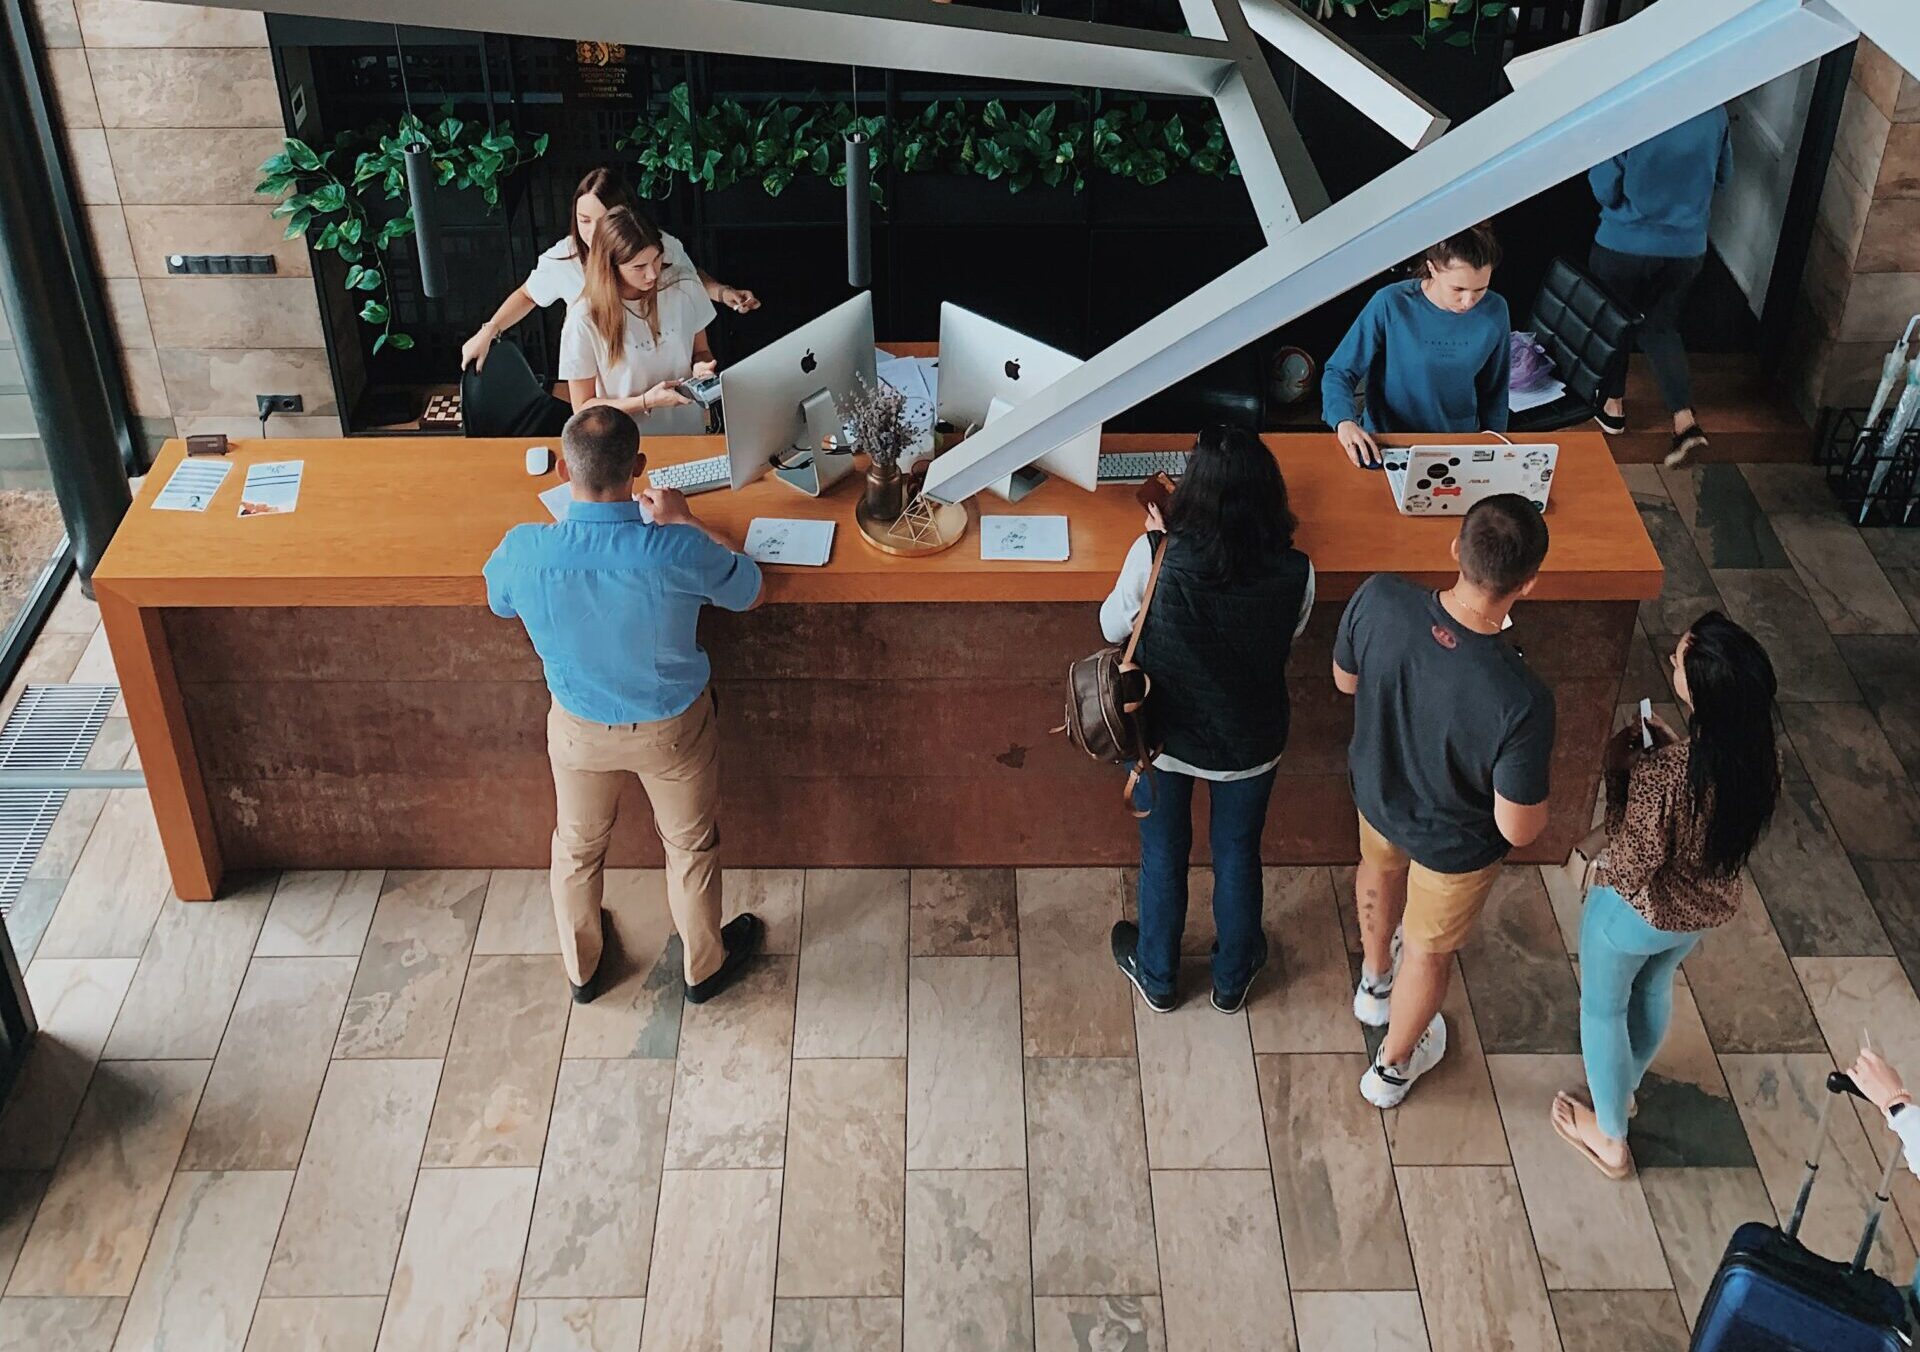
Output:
[1356, 811, 1502, 954]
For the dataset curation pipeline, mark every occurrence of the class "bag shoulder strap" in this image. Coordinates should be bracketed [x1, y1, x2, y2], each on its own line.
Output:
[1121, 533, 1168, 668]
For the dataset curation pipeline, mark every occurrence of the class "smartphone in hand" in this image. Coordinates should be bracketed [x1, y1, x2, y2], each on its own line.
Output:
[1638, 696, 1655, 750]
[1135, 472, 1176, 515]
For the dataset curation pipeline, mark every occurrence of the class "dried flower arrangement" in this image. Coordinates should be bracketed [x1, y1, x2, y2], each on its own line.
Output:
[835, 375, 918, 471]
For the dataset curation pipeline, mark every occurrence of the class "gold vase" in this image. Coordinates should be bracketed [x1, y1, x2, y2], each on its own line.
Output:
[864, 461, 907, 521]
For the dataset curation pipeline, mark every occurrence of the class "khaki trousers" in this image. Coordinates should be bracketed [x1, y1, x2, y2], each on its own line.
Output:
[547, 691, 726, 987]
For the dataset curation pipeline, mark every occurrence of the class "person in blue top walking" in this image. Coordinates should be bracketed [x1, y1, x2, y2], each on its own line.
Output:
[1323, 224, 1511, 468]
[485, 405, 766, 1007]
[1588, 106, 1732, 467]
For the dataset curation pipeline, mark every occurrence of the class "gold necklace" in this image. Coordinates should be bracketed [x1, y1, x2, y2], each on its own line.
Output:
[1441, 587, 1504, 634]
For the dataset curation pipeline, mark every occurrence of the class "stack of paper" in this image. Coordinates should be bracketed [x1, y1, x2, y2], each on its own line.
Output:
[876, 351, 938, 430]
[981, 515, 1070, 562]
[745, 517, 836, 566]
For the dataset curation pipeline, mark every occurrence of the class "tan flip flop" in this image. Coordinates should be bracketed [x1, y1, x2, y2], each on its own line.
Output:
[1551, 1092, 1634, 1181]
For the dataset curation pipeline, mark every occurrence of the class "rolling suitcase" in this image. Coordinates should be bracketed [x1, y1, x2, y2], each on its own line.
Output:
[1691, 1070, 1915, 1351]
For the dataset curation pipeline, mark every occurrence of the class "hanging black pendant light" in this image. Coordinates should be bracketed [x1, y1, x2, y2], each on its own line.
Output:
[845, 132, 871, 289]
[395, 26, 446, 299]
[845, 64, 871, 290]
[405, 143, 447, 299]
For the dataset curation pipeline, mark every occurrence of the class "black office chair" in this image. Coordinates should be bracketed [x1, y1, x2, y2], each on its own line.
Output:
[460, 339, 572, 438]
[1509, 257, 1641, 434]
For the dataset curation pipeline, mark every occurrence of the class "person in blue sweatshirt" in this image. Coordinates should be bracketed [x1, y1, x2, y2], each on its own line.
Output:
[1589, 106, 1732, 467]
[1323, 224, 1511, 468]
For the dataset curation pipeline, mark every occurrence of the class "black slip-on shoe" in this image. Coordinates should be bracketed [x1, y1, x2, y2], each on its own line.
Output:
[1110, 920, 1177, 1013]
[571, 908, 615, 1006]
[1594, 408, 1628, 436]
[1666, 423, 1709, 468]
[1212, 946, 1269, 1015]
[685, 912, 764, 1005]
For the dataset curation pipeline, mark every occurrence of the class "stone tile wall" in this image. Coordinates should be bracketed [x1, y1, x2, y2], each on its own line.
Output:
[27, 0, 339, 451]
[1787, 39, 1920, 422]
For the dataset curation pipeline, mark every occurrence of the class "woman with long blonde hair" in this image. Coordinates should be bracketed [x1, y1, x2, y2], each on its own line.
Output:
[558, 206, 716, 435]
[460, 164, 756, 372]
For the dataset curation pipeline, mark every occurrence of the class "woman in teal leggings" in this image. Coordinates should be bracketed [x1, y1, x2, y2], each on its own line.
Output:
[1553, 613, 1780, 1178]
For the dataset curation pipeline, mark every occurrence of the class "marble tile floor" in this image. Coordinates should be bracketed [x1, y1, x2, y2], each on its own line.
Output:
[3, 465, 1920, 1352]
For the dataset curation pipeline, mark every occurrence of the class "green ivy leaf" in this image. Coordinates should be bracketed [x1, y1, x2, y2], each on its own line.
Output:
[336, 239, 361, 263]
[1445, 29, 1472, 44]
[309, 182, 347, 213]
[286, 139, 322, 171]
[387, 333, 414, 350]
[360, 298, 389, 324]
[355, 268, 382, 292]
[339, 216, 363, 244]
[1480, 1, 1503, 11]
[372, 332, 387, 354]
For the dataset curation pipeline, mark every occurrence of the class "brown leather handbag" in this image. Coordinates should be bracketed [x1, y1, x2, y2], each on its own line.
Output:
[1053, 536, 1167, 818]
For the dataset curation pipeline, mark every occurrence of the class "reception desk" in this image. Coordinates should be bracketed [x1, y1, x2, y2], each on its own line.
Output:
[94, 431, 1659, 901]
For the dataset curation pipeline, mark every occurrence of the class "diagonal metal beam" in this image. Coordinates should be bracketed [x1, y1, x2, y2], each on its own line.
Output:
[178, 0, 1241, 97]
[1180, 0, 1329, 234]
[1815, 0, 1920, 76]
[1242, 0, 1449, 149]
[924, 0, 1859, 503]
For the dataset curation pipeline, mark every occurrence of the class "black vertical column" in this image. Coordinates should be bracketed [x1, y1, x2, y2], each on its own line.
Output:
[0, 1, 132, 588]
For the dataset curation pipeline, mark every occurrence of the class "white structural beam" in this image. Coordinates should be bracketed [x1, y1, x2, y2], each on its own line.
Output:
[924, 0, 1859, 502]
[1817, 0, 1920, 77]
[1503, 27, 1614, 91]
[178, 0, 1240, 97]
[1182, 0, 1330, 233]
[1241, 0, 1450, 149]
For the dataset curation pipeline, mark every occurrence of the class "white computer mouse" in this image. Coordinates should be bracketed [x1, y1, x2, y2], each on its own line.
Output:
[526, 446, 554, 476]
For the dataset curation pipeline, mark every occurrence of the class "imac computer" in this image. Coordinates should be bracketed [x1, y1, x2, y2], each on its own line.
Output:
[721, 291, 875, 497]
[935, 303, 1100, 502]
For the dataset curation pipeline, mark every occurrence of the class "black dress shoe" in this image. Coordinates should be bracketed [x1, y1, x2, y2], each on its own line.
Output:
[571, 909, 615, 1006]
[685, 913, 764, 1005]
[1110, 920, 1177, 1013]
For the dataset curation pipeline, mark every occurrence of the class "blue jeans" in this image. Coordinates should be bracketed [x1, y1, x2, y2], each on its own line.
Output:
[1133, 768, 1275, 999]
[1579, 883, 1701, 1139]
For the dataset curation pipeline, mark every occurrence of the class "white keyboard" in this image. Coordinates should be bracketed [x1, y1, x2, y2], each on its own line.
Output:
[648, 453, 730, 495]
[1096, 451, 1190, 483]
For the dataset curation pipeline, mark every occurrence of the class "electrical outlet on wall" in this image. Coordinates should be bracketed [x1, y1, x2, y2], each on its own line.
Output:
[256, 394, 304, 417]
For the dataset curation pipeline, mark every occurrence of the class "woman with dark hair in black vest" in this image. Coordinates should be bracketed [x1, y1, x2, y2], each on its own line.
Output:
[1103, 425, 1316, 1014]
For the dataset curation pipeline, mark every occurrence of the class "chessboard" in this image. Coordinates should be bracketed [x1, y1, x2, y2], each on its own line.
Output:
[420, 392, 463, 431]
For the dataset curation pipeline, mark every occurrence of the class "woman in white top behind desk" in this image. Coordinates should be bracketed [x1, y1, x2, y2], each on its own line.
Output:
[559, 207, 716, 436]
[460, 165, 756, 371]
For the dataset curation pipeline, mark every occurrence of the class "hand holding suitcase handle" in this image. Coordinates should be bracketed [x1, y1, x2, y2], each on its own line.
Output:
[1787, 1071, 1904, 1273]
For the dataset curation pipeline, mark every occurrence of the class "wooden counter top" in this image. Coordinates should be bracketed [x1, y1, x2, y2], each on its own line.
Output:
[93, 430, 1660, 608]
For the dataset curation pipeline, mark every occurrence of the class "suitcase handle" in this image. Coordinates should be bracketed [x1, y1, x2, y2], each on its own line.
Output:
[1786, 1072, 1905, 1274]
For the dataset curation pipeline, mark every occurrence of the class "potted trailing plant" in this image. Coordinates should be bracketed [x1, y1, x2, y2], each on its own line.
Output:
[257, 103, 547, 354]
[838, 375, 919, 521]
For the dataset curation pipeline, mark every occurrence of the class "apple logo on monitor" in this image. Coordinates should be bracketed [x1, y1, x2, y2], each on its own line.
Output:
[1004, 358, 1021, 381]
[800, 349, 818, 375]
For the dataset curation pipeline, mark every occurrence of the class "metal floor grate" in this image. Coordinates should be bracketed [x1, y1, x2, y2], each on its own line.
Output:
[0, 684, 118, 917]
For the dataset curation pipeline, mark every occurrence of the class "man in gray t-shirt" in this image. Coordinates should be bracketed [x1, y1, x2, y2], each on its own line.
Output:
[1333, 495, 1556, 1109]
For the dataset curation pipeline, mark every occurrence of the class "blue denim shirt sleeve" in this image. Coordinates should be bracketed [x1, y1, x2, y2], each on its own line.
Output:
[483, 535, 518, 619]
[690, 534, 762, 612]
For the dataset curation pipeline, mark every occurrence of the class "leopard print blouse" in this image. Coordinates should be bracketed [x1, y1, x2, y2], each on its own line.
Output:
[1602, 740, 1743, 932]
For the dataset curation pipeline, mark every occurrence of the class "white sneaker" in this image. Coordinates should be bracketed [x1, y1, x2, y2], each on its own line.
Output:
[1351, 925, 1405, 1027]
[1360, 1011, 1447, 1109]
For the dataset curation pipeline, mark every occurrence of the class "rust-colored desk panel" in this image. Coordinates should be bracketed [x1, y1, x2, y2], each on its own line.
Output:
[93, 431, 1658, 898]
[171, 600, 1633, 877]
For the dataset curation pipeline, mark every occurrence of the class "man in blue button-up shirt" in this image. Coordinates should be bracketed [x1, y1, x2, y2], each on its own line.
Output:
[486, 406, 764, 1005]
